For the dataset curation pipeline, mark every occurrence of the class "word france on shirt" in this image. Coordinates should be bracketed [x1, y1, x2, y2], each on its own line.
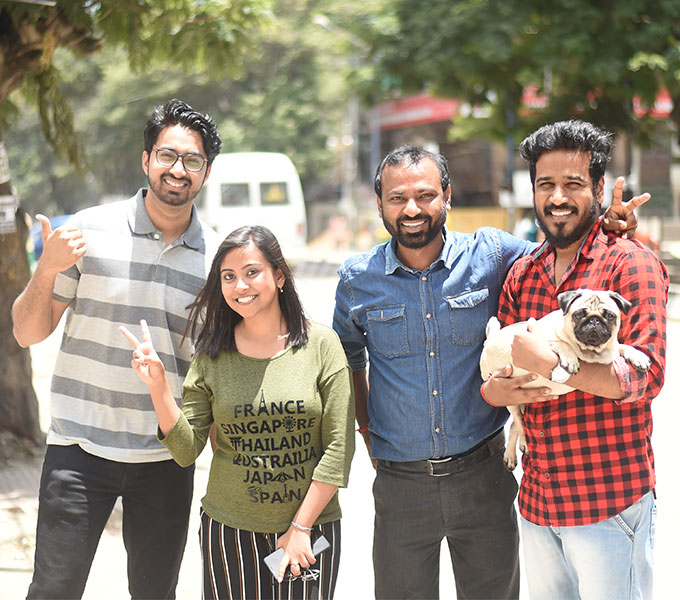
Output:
[222, 391, 318, 505]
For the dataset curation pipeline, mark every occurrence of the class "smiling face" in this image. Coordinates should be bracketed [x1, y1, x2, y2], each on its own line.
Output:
[219, 241, 285, 321]
[377, 157, 450, 251]
[142, 124, 210, 208]
[533, 149, 603, 251]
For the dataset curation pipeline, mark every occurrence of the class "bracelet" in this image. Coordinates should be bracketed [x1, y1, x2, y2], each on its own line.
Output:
[356, 425, 369, 434]
[480, 381, 498, 407]
[290, 520, 313, 532]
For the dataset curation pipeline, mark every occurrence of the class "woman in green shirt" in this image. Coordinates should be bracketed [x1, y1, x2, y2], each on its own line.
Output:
[121, 225, 355, 599]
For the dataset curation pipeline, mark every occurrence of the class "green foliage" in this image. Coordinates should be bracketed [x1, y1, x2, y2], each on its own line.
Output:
[369, 0, 680, 144]
[213, 4, 335, 182]
[0, 0, 272, 168]
[22, 65, 89, 175]
[4, 0, 359, 215]
[90, 0, 273, 76]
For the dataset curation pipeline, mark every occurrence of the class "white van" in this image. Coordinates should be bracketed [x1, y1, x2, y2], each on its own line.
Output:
[196, 152, 307, 253]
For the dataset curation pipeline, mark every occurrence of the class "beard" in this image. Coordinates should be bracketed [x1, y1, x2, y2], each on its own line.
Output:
[383, 205, 447, 249]
[534, 197, 599, 249]
[147, 173, 197, 207]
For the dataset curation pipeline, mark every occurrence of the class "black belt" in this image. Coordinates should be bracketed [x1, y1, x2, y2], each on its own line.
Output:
[377, 428, 505, 477]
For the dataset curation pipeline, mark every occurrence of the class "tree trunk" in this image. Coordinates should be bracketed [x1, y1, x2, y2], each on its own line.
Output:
[0, 142, 43, 442]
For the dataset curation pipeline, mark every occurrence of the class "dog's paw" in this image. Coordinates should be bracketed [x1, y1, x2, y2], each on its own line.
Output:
[503, 451, 518, 471]
[622, 346, 651, 371]
[559, 355, 580, 375]
[553, 342, 580, 375]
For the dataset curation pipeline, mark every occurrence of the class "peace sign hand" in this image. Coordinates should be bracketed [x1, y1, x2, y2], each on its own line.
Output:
[119, 320, 166, 388]
[602, 176, 650, 238]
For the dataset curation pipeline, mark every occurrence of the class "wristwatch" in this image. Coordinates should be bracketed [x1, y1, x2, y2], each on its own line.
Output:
[550, 363, 570, 383]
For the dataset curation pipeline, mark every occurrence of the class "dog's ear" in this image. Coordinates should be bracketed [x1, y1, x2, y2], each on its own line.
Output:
[557, 290, 582, 314]
[608, 291, 632, 315]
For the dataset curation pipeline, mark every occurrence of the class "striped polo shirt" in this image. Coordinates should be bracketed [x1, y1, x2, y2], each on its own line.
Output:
[49, 190, 221, 463]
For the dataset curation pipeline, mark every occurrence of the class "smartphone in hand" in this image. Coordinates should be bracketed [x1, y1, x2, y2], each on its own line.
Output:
[264, 534, 330, 579]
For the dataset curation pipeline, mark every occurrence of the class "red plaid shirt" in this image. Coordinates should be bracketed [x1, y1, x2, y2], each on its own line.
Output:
[498, 221, 668, 526]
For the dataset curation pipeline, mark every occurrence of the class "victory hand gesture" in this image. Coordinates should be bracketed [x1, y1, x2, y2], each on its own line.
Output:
[601, 177, 650, 238]
[119, 320, 179, 435]
[119, 320, 166, 387]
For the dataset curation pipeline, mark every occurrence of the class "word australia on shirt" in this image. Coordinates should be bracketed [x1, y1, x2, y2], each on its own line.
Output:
[222, 391, 318, 505]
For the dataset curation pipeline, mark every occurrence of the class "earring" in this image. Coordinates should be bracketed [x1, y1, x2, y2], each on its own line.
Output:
[279, 286, 284, 293]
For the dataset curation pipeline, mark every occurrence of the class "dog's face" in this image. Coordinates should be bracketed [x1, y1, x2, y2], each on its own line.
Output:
[558, 289, 631, 351]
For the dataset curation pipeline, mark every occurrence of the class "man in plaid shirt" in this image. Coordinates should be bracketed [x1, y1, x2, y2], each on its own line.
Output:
[483, 120, 668, 600]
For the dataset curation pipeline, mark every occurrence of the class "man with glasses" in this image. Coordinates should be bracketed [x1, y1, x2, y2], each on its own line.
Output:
[12, 98, 222, 599]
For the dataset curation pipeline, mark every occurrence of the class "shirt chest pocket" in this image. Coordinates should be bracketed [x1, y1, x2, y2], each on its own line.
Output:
[445, 288, 489, 345]
[366, 306, 409, 358]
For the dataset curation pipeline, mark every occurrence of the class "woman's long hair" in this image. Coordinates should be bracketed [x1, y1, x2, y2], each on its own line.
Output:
[185, 225, 309, 358]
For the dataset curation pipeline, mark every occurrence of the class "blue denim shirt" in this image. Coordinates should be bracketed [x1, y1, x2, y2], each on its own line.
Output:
[332, 227, 534, 462]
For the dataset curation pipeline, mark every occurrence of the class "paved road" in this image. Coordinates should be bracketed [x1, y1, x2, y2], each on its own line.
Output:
[2, 274, 679, 599]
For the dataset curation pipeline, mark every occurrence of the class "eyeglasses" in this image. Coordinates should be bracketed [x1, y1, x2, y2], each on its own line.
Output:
[153, 147, 206, 172]
[283, 568, 320, 582]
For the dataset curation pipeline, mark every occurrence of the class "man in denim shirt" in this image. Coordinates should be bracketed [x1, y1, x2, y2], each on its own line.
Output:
[331, 145, 641, 599]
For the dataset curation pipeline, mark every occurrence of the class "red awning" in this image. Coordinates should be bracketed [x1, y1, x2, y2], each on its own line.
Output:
[377, 87, 673, 131]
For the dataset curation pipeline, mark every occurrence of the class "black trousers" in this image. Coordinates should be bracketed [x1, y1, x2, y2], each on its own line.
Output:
[199, 511, 341, 600]
[373, 430, 520, 599]
[27, 444, 194, 599]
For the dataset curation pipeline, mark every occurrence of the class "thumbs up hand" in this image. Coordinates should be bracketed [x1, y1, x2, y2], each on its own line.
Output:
[35, 214, 87, 275]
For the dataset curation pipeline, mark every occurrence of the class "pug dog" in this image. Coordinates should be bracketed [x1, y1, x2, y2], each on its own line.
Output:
[479, 289, 651, 470]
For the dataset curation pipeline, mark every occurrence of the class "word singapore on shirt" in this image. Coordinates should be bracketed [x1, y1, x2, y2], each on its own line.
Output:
[222, 391, 318, 505]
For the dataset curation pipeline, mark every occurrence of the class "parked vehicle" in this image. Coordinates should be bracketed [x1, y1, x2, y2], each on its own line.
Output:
[196, 152, 307, 253]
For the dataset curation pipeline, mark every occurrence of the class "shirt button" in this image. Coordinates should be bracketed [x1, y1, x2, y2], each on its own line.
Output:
[426, 313, 431, 319]
[429, 351, 434, 357]
[435, 427, 440, 433]
[153, 233, 160, 240]
[432, 390, 438, 396]
[422, 276, 427, 281]
[544, 472, 551, 479]
[539, 431, 545, 437]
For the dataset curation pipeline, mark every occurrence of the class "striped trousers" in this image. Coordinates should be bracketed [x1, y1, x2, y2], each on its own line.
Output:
[199, 510, 341, 600]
